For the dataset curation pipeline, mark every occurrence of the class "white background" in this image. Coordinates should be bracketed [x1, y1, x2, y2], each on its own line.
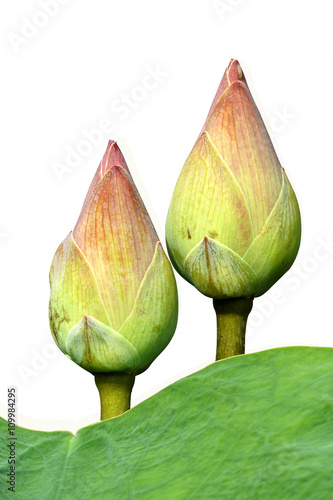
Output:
[1, 0, 332, 433]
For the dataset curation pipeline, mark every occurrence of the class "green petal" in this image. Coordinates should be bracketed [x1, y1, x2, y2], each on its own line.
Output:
[73, 166, 158, 331]
[120, 242, 178, 373]
[66, 316, 140, 372]
[205, 81, 283, 235]
[166, 132, 253, 277]
[49, 233, 110, 353]
[243, 169, 301, 296]
[184, 237, 259, 299]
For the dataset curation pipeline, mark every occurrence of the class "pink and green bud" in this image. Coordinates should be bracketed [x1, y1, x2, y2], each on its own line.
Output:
[49, 141, 178, 373]
[166, 59, 301, 299]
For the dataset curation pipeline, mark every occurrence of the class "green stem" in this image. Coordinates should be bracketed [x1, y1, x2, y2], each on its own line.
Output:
[94, 372, 135, 420]
[213, 297, 253, 361]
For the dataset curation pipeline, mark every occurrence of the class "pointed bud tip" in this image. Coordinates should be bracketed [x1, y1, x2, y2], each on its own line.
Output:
[227, 59, 246, 86]
[200, 59, 247, 133]
[101, 140, 130, 177]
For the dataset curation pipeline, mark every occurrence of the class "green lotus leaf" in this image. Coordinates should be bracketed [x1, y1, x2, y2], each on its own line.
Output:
[243, 169, 301, 296]
[1, 347, 333, 499]
[120, 242, 178, 372]
[184, 237, 259, 299]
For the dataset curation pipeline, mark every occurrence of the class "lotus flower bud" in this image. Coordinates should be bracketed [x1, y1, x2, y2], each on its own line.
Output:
[166, 59, 301, 299]
[49, 141, 178, 375]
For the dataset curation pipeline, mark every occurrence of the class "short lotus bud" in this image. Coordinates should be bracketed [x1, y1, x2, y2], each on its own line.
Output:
[166, 59, 301, 300]
[49, 140, 178, 377]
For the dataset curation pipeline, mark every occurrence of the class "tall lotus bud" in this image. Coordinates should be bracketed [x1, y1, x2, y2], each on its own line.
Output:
[49, 141, 178, 418]
[166, 59, 301, 360]
[166, 59, 301, 300]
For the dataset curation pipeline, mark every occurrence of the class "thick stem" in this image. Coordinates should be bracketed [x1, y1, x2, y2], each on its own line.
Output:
[213, 297, 253, 361]
[94, 372, 135, 420]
